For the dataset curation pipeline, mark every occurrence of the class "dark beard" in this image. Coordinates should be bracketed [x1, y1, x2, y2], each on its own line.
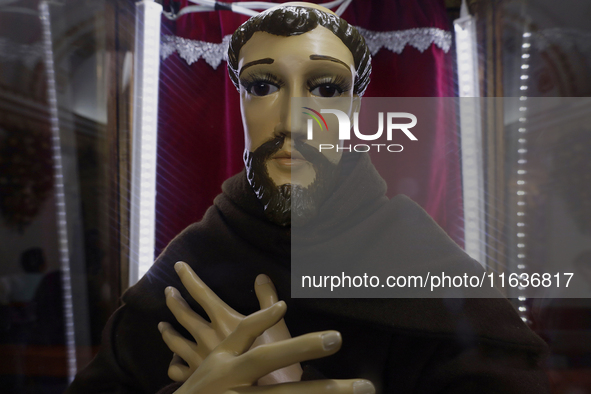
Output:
[244, 136, 340, 227]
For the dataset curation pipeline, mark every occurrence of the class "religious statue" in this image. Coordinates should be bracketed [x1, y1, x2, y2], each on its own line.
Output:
[66, 3, 549, 393]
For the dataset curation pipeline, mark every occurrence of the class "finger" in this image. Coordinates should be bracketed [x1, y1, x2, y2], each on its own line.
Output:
[175, 262, 241, 324]
[158, 321, 202, 367]
[168, 353, 193, 382]
[218, 301, 287, 355]
[238, 331, 342, 380]
[254, 274, 279, 309]
[165, 287, 211, 341]
[229, 379, 375, 394]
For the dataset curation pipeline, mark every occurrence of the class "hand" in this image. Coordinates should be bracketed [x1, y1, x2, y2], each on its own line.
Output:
[168, 294, 374, 394]
[158, 262, 302, 383]
[250, 274, 302, 385]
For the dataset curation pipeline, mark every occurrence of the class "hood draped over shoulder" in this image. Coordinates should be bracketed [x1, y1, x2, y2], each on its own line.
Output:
[68, 152, 549, 394]
[129, 152, 545, 350]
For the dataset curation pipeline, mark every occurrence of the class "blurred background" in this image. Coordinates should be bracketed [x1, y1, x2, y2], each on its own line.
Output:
[0, 0, 589, 393]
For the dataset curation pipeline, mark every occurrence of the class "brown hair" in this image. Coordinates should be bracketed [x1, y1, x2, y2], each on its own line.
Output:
[228, 6, 371, 96]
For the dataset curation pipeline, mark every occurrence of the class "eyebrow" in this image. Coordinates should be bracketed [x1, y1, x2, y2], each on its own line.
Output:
[239, 58, 274, 76]
[309, 54, 351, 71]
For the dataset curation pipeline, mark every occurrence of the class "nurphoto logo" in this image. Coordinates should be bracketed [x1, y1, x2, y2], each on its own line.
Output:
[303, 107, 418, 153]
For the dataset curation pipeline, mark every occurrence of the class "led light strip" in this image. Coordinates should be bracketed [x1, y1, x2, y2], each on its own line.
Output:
[129, 0, 163, 286]
[515, 28, 531, 323]
[39, 0, 77, 382]
[454, 0, 486, 266]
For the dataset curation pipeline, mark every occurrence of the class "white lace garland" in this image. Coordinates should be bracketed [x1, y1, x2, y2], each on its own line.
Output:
[356, 27, 451, 55]
[5, 28, 588, 73]
[161, 34, 231, 69]
[161, 27, 452, 68]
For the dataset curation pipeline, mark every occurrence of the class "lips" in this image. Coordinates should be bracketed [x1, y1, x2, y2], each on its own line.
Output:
[271, 149, 307, 167]
[272, 149, 305, 160]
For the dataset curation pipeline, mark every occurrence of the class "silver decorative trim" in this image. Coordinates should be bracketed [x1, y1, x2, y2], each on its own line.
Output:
[161, 34, 230, 69]
[356, 27, 451, 55]
[161, 27, 452, 68]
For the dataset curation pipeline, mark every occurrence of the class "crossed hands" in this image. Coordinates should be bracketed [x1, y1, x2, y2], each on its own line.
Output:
[158, 262, 375, 394]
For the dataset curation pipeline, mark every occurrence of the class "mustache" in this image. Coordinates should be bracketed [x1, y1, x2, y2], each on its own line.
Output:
[252, 135, 285, 161]
[293, 139, 333, 168]
[249, 134, 333, 168]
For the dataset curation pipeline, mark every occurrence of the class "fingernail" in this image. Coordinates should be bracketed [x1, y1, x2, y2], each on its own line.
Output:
[158, 322, 164, 333]
[353, 380, 375, 394]
[256, 274, 270, 285]
[165, 286, 173, 296]
[174, 262, 184, 273]
[321, 332, 341, 351]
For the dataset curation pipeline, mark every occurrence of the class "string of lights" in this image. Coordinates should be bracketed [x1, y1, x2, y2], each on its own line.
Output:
[515, 25, 532, 323]
[39, 0, 77, 382]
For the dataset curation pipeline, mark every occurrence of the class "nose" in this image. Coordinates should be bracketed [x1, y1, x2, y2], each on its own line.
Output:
[274, 89, 307, 142]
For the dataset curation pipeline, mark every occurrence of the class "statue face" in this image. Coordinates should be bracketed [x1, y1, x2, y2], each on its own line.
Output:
[238, 25, 358, 226]
[238, 26, 357, 188]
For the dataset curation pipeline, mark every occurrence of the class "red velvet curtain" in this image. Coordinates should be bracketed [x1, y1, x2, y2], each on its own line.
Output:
[156, 0, 462, 254]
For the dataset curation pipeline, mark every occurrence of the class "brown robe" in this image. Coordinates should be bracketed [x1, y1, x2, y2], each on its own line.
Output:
[66, 153, 549, 393]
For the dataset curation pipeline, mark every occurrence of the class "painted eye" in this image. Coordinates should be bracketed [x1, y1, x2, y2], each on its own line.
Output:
[310, 84, 342, 98]
[248, 82, 279, 96]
